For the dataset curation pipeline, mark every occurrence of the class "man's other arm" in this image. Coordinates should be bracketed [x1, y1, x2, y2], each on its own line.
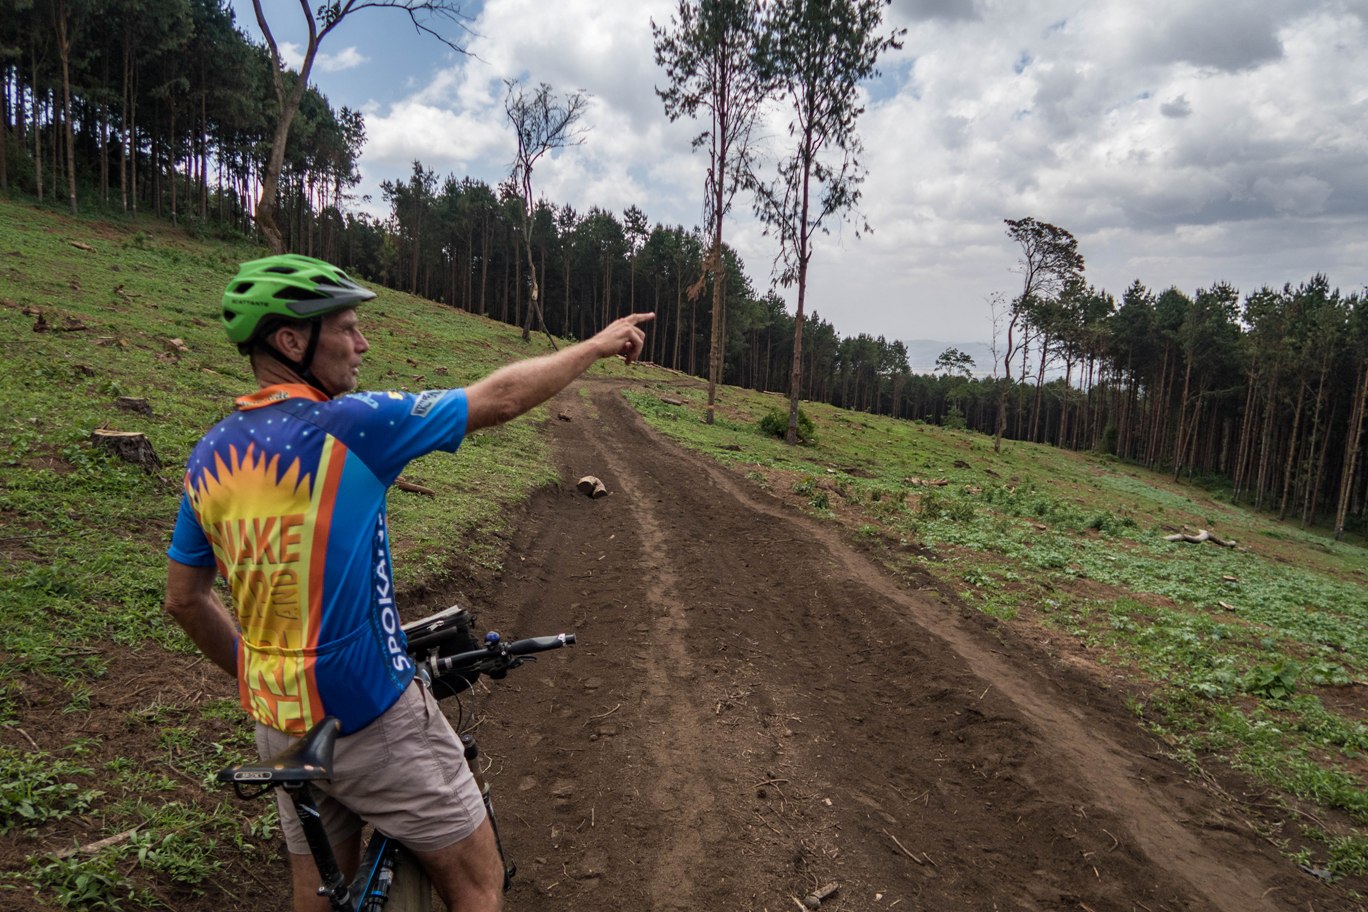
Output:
[465, 312, 654, 432]
[165, 560, 237, 676]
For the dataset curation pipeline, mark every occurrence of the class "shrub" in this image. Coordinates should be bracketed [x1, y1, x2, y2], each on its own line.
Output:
[1244, 660, 1300, 700]
[759, 407, 817, 445]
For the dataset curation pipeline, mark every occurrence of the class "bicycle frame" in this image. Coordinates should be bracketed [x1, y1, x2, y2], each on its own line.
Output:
[219, 608, 572, 911]
[277, 722, 513, 911]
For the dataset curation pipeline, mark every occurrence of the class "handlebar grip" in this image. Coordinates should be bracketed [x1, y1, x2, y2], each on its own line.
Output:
[431, 647, 492, 677]
[507, 633, 576, 655]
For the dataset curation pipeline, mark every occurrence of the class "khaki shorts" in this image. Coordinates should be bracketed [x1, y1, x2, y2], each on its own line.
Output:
[256, 680, 487, 855]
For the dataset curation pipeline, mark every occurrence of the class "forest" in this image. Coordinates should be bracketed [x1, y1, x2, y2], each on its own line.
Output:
[3, 0, 1366, 538]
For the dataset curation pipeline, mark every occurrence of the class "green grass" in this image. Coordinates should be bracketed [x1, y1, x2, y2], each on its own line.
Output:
[623, 377, 1368, 882]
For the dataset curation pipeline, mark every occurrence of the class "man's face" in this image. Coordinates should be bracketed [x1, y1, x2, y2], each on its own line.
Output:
[311, 308, 369, 395]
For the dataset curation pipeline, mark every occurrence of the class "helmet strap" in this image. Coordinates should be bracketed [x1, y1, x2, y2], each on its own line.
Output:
[259, 319, 337, 398]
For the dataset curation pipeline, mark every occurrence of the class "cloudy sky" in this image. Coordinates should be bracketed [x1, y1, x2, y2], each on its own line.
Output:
[237, 0, 1368, 359]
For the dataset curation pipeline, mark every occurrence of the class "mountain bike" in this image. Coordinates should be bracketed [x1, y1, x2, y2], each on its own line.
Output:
[217, 606, 575, 911]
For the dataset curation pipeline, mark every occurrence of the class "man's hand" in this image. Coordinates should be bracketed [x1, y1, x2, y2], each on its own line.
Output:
[466, 311, 657, 431]
[592, 312, 655, 365]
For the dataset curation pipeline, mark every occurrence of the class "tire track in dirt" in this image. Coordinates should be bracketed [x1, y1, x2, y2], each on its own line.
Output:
[480, 380, 1350, 912]
[582, 400, 718, 909]
[667, 406, 1287, 912]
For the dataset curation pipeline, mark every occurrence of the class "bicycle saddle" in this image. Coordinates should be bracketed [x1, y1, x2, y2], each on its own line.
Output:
[217, 716, 341, 786]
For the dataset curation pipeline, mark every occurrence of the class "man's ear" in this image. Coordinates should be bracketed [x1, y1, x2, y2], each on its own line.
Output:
[270, 323, 312, 361]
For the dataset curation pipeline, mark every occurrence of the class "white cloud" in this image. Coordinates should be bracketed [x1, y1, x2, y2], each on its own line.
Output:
[327, 0, 1368, 344]
[318, 46, 368, 73]
[276, 42, 369, 74]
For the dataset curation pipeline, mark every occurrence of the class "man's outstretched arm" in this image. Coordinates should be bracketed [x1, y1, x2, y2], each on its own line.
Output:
[465, 312, 654, 432]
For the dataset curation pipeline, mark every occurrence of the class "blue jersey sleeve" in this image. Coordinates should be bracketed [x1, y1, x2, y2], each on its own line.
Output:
[331, 388, 469, 485]
[167, 491, 216, 567]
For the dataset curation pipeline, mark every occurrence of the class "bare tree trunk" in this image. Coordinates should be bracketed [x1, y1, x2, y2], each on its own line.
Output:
[1171, 354, 1194, 482]
[479, 214, 490, 315]
[673, 266, 683, 371]
[1278, 380, 1306, 521]
[1254, 377, 1279, 510]
[1232, 371, 1257, 501]
[706, 240, 726, 425]
[786, 156, 814, 445]
[1299, 364, 1331, 526]
[54, 0, 79, 214]
[0, 69, 9, 192]
[31, 50, 43, 203]
[1334, 361, 1368, 540]
[168, 102, 178, 226]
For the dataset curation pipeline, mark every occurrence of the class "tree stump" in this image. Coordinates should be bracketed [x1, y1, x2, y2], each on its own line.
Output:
[91, 429, 161, 472]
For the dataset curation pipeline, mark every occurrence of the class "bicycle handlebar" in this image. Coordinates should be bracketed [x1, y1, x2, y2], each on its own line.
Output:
[421, 632, 576, 683]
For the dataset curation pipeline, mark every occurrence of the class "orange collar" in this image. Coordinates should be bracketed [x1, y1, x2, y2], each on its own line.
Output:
[235, 383, 330, 412]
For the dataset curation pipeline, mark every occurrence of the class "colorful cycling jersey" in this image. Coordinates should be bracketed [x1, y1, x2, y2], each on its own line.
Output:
[168, 383, 469, 736]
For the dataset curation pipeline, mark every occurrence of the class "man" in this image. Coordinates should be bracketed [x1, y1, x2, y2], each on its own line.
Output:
[164, 254, 651, 911]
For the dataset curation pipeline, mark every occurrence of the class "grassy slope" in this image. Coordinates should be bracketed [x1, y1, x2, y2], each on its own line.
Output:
[0, 199, 625, 908]
[623, 366, 1368, 880]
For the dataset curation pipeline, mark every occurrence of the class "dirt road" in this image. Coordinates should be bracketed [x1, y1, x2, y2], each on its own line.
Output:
[472, 380, 1351, 912]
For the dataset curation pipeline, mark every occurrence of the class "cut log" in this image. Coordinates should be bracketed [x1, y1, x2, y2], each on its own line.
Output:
[661, 397, 685, 406]
[91, 429, 161, 472]
[577, 476, 608, 498]
[68, 241, 95, 252]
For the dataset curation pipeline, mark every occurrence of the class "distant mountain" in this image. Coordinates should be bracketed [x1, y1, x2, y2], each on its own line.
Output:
[903, 339, 996, 377]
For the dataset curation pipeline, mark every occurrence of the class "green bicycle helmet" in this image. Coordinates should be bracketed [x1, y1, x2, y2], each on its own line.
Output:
[222, 254, 376, 346]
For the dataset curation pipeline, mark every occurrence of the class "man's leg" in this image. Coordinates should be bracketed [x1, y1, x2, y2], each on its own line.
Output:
[413, 817, 504, 912]
[288, 830, 362, 912]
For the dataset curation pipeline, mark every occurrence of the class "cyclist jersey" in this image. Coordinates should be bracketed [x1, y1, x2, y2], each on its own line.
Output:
[168, 383, 469, 736]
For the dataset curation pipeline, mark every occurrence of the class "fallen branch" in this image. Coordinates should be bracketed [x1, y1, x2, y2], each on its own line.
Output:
[1163, 529, 1236, 547]
[394, 477, 435, 497]
[54, 826, 141, 859]
[882, 828, 923, 864]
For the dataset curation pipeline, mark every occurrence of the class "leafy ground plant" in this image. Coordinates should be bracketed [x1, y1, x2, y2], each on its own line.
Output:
[0, 748, 100, 833]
